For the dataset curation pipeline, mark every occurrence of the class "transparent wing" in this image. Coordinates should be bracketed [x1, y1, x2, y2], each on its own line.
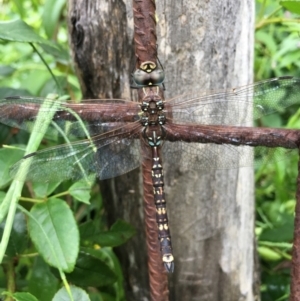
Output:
[163, 77, 300, 170]
[166, 77, 300, 126]
[4, 76, 300, 180]
[11, 122, 142, 182]
[162, 141, 296, 171]
[0, 96, 140, 139]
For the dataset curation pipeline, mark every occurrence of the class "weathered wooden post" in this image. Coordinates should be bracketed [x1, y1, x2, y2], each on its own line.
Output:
[68, 0, 258, 300]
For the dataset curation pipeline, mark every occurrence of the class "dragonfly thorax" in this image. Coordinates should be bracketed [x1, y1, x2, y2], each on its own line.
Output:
[141, 90, 166, 146]
[140, 98, 166, 127]
[144, 129, 163, 147]
[141, 99, 164, 112]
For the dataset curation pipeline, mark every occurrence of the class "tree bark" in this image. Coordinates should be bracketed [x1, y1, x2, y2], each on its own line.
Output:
[67, 1, 151, 299]
[157, 1, 257, 300]
[67, 0, 258, 300]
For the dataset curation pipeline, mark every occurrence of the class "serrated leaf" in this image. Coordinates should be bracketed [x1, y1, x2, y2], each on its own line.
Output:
[52, 285, 90, 301]
[0, 20, 55, 48]
[280, 0, 300, 14]
[65, 250, 117, 287]
[28, 198, 79, 272]
[80, 219, 135, 247]
[11, 292, 39, 301]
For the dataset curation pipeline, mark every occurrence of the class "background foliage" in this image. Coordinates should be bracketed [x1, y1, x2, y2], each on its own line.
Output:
[0, 0, 299, 300]
[255, 1, 300, 300]
[0, 1, 134, 301]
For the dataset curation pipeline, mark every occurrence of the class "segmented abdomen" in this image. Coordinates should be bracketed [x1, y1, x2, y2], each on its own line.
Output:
[151, 146, 174, 272]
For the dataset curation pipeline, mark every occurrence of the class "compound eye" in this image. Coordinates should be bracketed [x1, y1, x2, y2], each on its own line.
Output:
[150, 69, 165, 85]
[132, 69, 151, 86]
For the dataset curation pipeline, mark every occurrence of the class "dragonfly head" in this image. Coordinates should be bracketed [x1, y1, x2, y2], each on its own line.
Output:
[131, 61, 165, 88]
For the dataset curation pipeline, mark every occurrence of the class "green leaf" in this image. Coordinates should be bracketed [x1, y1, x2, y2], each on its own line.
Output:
[66, 249, 117, 287]
[288, 107, 300, 128]
[89, 292, 105, 301]
[0, 87, 32, 98]
[0, 147, 24, 188]
[100, 219, 136, 247]
[28, 256, 59, 301]
[27, 198, 79, 272]
[255, 30, 277, 54]
[11, 292, 39, 301]
[280, 1, 300, 15]
[0, 94, 62, 261]
[278, 50, 300, 69]
[258, 246, 282, 261]
[0, 20, 55, 48]
[80, 219, 136, 247]
[69, 178, 93, 204]
[97, 248, 126, 300]
[260, 217, 294, 242]
[19, 69, 52, 95]
[0, 65, 15, 76]
[39, 76, 69, 97]
[32, 181, 62, 198]
[0, 191, 6, 206]
[0, 211, 28, 257]
[52, 285, 90, 301]
[0, 19, 68, 90]
[12, 0, 26, 18]
[42, 0, 66, 38]
[40, 43, 70, 63]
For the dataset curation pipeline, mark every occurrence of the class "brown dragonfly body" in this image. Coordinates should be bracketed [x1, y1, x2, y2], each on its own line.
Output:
[140, 87, 174, 272]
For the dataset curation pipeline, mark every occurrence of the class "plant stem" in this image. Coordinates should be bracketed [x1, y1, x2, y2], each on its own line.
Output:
[29, 42, 61, 93]
[0, 95, 60, 263]
[3, 258, 16, 301]
[256, 17, 300, 30]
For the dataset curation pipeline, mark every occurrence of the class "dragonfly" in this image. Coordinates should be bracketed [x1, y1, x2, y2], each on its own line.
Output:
[0, 61, 300, 272]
